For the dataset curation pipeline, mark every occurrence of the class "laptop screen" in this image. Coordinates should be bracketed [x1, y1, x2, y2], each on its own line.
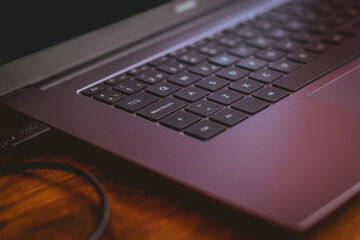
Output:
[1, 1, 173, 65]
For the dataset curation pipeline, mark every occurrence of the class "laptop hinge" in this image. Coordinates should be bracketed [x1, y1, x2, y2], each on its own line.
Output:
[36, 0, 288, 91]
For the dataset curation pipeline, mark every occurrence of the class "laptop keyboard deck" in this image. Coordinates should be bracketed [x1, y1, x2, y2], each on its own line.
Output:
[80, 0, 360, 140]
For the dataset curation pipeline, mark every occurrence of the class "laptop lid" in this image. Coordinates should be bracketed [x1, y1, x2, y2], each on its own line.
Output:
[0, 0, 236, 98]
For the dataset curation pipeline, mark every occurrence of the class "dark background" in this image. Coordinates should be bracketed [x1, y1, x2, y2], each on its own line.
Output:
[1, 1, 172, 65]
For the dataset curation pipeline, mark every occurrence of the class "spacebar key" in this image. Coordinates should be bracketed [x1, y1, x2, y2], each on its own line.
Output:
[137, 98, 187, 121]
[273, 37, 360, 92]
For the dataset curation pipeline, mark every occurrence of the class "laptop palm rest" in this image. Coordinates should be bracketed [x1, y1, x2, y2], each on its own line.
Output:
[309, 63, 360, 113]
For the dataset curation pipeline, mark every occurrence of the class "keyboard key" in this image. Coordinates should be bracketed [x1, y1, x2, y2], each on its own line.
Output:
[236, 58, 268, 71]
[338, 8, 359, 19]
[262, 12, 290, 24]
[146, 82, 180, 97]
[113, 80, 147, 94]
[264, 28, 290, 40]
[114, 92, 158, 113]
[255, 48, 285, 61]
[269, 59, 302, 73]
[280, 20, 305, 32]
[252, 86, 289, 103]
[195, 76, 229, 91]
[287, 50, 319, 63]
[246, 36, 274, 49]
[81, 83, 107, 96]
[216, 67, 249, 81]
[235, 27, 259, 39]
[290, 31, 318, 44]
[126, 65, 149, 76]
[274, 41, 302, 52]
[232, 97, 269, 114]
[178, 52, 208, 65]
[205, 32, 225, 42]
[222, 25, 238, 35]
[209, 53, 239, 67]
[160, 111, 200, 131]
[229, 78, 264, 94]
[187, 40, 207, 50]
[321, 33, 348, 45]
[137, 98, 187, 121]
[168, 72, 202, 87]
[305, 42, 332, 54]
[167, 47, 189, 58]
[307, 24, 330, 35]
[135, 70, 168, 84]
[189, 63, 220, 76]
[157, 61, 189, 74]
[184, 120, 226, 140]
[322, 18, 346, 28]
[250, 19, 277, 31]
[104, 74, 129, 86]
[147, 56, 170, 66]
[198, 44, 226, 56]
[94, 90, 125, 104]
[249, 69, 283, 83]
[208, 89, 244, 105]
[296, 12, 321, 24]
[186, 100, 222, 117]
[210, 108, 248, 126]
[228, 45, 258, 58]
[216, 36, 242, 47]
[173, 86, 209, 102]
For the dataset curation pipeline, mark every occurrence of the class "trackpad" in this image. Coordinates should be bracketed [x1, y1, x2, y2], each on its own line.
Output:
[309, 64, 360, 113]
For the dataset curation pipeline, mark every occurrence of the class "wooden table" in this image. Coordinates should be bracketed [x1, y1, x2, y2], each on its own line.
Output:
[1, 104, 360, 240]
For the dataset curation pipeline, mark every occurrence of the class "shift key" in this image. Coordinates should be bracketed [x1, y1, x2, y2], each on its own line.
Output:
[137, 98, 188, 121]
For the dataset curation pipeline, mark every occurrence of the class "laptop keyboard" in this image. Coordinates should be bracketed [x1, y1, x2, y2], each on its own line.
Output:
[80, 0, 360, 140]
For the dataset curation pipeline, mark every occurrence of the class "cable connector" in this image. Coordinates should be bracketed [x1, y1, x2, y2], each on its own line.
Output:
[0, 122, 110, 240]
[0, 121, 50, 154]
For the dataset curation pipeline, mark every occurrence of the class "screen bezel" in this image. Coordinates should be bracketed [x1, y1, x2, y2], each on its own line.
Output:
[0, 0, 236, 97]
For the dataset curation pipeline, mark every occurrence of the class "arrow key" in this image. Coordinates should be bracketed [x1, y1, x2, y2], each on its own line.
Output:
[186, 99, 222, 117]
[160, 111, 200, 131]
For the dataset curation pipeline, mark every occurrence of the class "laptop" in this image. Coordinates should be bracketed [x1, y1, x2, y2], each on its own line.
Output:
[1, 0, 360, 231]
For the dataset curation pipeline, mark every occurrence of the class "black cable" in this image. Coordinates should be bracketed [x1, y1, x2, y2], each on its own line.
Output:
[0, 162, 110, 240]
[0, 122, 110, 240]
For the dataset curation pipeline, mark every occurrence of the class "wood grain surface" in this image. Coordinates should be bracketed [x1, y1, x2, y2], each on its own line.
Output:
[1, 104, 360, 240]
